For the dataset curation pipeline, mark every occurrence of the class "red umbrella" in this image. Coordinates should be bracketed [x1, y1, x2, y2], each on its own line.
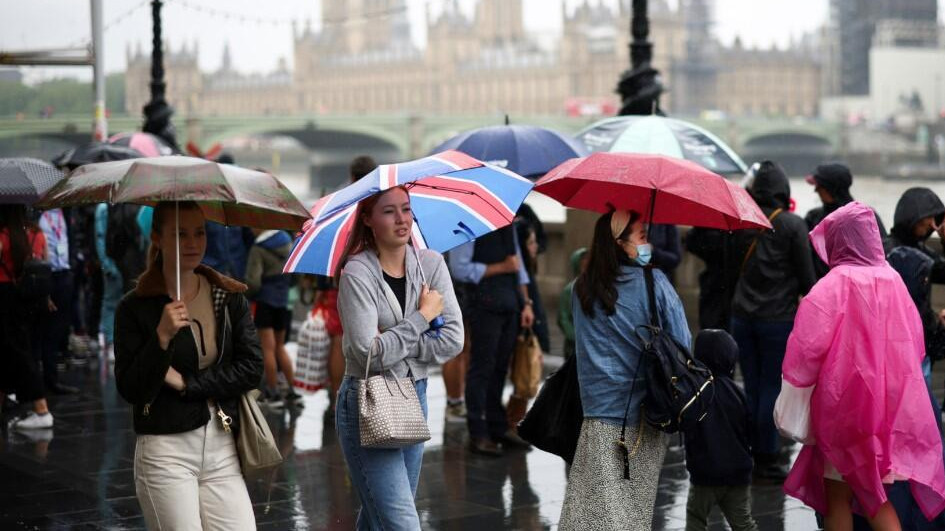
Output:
[534, 152, 771, 230]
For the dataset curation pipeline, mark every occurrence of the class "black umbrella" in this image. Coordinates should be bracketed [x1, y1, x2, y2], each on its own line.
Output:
[0, 158, 64, 204]
[52, 142, 144, 170]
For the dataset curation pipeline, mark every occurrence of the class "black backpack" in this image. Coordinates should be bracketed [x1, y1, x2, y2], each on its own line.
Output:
[105, 204, 146, 292]
[618, 267, 715, 478]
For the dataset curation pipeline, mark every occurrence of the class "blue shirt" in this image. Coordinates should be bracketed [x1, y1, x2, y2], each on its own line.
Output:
[447, 235, 529, 286]
[573, 265, 691, 427]
[39, 209, 70, 272]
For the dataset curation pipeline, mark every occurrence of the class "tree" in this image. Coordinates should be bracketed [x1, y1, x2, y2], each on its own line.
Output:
[0, 75, 127, 118]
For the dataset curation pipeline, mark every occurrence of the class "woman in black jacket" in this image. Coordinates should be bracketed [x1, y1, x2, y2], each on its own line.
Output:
[114, 201, 263, 530]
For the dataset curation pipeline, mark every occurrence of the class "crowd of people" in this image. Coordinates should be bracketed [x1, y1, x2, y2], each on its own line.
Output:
[5, 150, 945, 531]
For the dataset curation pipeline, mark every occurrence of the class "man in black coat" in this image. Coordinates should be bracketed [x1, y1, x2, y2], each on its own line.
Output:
[804, 163, 888, 279]
[684, 330, 758, 531]
[732, 160, 816, 480]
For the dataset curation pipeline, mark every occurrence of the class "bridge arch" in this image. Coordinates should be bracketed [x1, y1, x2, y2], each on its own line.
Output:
[741, 132, 834, 175]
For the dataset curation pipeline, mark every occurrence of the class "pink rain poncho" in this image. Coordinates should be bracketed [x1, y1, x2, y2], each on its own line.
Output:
[782, 201, 945, 519]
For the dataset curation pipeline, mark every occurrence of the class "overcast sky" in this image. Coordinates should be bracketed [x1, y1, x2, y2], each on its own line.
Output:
[1, 0, 942, 84]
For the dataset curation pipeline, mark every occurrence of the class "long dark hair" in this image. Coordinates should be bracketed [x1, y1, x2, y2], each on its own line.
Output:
[0, 204, 34, 277]
[334, 186, 409, 277]
[575, 210, 639, 317]
[517, 221, 537, 276]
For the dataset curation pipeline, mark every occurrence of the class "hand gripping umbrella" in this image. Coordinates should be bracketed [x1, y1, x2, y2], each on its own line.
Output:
[36, 155, 311, 300]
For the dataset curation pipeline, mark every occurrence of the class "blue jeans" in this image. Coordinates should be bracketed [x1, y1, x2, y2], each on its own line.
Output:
[336, 376, 428, 530]
[731, 316, 793, 457]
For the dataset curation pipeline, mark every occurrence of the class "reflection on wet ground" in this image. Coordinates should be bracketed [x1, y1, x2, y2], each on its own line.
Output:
[1, 357, 821, 530]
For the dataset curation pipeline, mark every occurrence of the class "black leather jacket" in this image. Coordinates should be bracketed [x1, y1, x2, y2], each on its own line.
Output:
[114, 266, 263, 436]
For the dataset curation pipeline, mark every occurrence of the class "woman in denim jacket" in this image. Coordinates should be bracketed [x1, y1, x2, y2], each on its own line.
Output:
[559, 210, 691, 531]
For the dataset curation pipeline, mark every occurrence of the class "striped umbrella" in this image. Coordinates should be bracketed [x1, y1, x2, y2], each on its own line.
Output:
[284, 150, 534, 276]
[0, 158, 64, 204]
[576, 116, 747, 175]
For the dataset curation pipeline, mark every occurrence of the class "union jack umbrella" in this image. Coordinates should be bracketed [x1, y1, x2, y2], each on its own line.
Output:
[283, 150, 534, 276]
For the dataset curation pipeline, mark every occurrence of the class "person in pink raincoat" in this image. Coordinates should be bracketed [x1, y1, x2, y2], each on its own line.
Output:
[781, 201, 945, 529]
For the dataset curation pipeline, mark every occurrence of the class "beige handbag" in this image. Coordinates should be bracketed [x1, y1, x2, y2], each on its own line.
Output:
[358, 350, 431, 449]
[511, 328, 543, 399]
[232, 389, 283, 476]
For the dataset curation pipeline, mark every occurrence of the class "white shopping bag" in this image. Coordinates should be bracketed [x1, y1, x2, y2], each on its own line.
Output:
[293, 309, 330, 393]
[774, 379, 815, 445]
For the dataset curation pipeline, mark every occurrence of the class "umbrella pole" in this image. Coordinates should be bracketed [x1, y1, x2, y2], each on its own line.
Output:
[176, 200, 181, 301]
[410, 240, 444, 334]
[410, 242, 427, 285]
[646, 189, 657, 241]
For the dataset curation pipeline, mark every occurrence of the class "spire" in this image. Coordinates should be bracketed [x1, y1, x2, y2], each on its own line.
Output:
[221, 41, 232, 72]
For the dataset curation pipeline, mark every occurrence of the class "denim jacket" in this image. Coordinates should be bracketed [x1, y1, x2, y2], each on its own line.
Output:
[573, 265, 691, 427]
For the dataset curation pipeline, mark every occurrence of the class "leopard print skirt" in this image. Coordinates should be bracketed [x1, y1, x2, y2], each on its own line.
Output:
[558, 418, 667, 531]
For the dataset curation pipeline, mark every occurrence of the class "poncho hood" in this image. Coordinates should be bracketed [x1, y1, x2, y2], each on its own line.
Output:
[809, 201, 885, 268]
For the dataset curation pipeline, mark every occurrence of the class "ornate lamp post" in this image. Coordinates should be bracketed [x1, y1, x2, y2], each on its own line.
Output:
[616, 0, 664, 116]
[142, 0, 180, 152]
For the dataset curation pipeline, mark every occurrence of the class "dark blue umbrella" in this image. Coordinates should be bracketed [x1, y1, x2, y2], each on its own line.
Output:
[430, 124, 588, 180]
[0, 158, 64, 204]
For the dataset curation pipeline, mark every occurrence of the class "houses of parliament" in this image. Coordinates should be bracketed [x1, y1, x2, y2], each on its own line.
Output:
[124, 0, 822, 119]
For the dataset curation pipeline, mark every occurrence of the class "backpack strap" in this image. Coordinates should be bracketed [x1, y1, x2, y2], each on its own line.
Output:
[644, 266, 659, 327]
[740, 208, 783, 273]
[618, 265, 658, 479]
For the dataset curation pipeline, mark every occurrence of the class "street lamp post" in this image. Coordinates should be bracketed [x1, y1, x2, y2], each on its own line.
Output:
[91, 0, 107, 141]
[142, 0, 180, 152]
[616, 0, 664, 116]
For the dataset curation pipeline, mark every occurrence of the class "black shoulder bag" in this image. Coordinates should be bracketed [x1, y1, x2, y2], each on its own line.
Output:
[618, 267, 715, 479]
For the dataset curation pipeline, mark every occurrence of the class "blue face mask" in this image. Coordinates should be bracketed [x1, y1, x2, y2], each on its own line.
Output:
[634, 243, 653, 266]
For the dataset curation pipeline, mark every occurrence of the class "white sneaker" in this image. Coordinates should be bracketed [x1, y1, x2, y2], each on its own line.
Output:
[10, 411, 54, 430]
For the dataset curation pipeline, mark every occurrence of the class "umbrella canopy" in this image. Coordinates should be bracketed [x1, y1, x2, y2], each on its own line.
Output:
[0, 158, 64, 204]
[108, 131, 174, 157]
[576, 116, 747, 175]
[52, 142, 145, 170]
[430, 124, 588, 179]
[284, 150, 534, 276]
[534, 152, 771, 231]
[35, 156, 310, 231]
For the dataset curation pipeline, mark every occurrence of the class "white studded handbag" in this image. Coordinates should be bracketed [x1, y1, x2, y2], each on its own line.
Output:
[358, 350, 431, 449]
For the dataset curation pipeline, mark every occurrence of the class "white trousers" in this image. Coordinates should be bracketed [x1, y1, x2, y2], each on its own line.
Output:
[134, 408, 256, 531]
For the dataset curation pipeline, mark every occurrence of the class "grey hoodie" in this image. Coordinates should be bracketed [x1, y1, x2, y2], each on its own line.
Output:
[337, 248, 464, 380]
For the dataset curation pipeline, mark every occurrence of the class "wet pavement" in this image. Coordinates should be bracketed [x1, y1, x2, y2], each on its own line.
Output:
[0, 348, 830, 531]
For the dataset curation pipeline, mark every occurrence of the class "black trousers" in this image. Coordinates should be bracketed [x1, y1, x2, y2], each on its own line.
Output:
[0, 284, 44, 402]
[465, 307, 519, 440]
[32, 270, 73, 388]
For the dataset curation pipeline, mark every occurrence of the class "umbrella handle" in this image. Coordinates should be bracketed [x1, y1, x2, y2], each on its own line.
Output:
[176, 201, 181, 301]
[411, 243, 445, 337]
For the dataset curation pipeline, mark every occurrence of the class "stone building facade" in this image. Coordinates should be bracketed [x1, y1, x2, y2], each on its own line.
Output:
[125, 0, 821, 119]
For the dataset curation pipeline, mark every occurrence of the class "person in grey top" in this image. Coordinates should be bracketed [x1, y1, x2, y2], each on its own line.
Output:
[335, 185, 464, 530]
